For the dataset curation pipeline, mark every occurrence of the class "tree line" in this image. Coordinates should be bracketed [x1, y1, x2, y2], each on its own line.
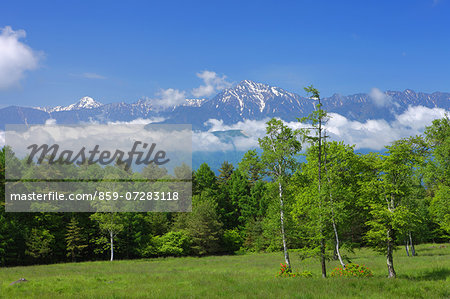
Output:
[0, 87, 449, 278]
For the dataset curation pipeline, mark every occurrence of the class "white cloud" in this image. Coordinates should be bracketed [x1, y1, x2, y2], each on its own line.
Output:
[326, 106, 448, 150]
[5, 124, 192, 161]
[3, 106, 447, 155]
[142, 70, 231, 109]
[45, 118, 57, 125]
[369, 88, 393, 107]
[193, 131, 232, 152]
[82, 72, 106, 80]
[0, 131, 4, 147]
[193, 118, 308, 152]
[107, 117, 165, 125]
[193, 106, 448, 152]
[0, 26, 41, 89]
[395, 105, 447, 131]
[192, 71, 232, 98]
[150, 88, 186, 109]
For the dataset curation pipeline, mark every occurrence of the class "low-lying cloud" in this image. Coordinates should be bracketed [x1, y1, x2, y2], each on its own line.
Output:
[2, 106, 447, 153]
[194, 105, 448, 152]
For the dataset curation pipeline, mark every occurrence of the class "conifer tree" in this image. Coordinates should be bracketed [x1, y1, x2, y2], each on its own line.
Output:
[65, 217, 87, 262]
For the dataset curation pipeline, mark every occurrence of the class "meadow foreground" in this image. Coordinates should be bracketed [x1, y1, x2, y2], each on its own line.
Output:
[0, 244, 449, 298]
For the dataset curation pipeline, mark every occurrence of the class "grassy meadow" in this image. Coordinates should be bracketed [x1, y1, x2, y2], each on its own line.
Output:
[0, 243, 449, 298]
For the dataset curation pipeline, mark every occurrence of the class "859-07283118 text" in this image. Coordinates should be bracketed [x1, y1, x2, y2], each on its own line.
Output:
[9, 191, 180, 201]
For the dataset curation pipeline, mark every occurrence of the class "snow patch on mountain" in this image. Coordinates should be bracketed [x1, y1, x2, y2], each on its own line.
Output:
[36, 96, 103, 112]
[183, 99, 207, 107]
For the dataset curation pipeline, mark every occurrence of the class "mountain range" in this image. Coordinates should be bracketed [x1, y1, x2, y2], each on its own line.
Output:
[1, 80, 449, 130]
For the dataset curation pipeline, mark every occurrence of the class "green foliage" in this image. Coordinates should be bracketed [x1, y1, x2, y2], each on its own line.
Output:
[276, 263, 313, 278]
[217, 161, 234, 184]
[143, 231, 191, 257]
[158, 231, 191, 256]
[365, 204, 415, 253]
[259, 118, 302, 180]
[65, 217, 87, 261]
[330, 263, 373, 278]
[193, 163, 217, 195]
[362, 137, 428, 251]
[238, 149, 264, 184]
[25, 228, 55, 260]
[242, 218, 266, 252]
[0, 115, 449, 275]
[222, 229, 243, 253]
[429, 185, 450, 235]
[90, 213, 125, 238]
[423, 115, 450, 237]
[90, 212, 125, 260]
[185, 197, 223, 255]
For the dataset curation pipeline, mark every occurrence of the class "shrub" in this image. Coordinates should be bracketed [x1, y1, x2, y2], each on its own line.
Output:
[330, 263, 373, 278]
[222, 229, 243, 253]
[158, 231, 191, 256]
[299, 270, 313, 277]
[276, 263, 313, 278]
[142, 231, 191, 257]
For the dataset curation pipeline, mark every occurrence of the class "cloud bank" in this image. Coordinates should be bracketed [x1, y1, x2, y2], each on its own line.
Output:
[1, 106, 447, 153]
[0, 26, 41, 89]
[193, 105, 448, 152]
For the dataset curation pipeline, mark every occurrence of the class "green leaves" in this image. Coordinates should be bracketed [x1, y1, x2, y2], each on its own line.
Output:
[258, 118, 302, 180]
[25, 228, 55, 260]
[65, 217, 87, 261]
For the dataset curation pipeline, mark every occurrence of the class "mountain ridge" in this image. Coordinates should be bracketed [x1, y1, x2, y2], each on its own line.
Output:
[1, 80, 449, 130]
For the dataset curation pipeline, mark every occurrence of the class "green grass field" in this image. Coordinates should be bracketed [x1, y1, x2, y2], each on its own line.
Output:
[1, 244, 449, 298]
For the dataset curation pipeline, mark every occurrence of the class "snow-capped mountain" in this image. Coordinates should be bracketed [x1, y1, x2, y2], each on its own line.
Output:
[36, 97, 103, 112]
[1, 80, 449, 130]
[201, 80, 311, 119]
[163, 80, 316, 126]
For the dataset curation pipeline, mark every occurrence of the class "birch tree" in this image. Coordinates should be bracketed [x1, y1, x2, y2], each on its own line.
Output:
[362, 137, 427, 278]
[91, 212, 124, 261]
[259, 118, 301, 270]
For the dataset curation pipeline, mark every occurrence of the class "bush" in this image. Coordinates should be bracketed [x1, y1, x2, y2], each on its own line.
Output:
[142, 231, 191, 257]
[158, 231, 191, 256]
[222, 229, 243, 253]
[276, 263, 313, 278]
[330, 263, 373, 278]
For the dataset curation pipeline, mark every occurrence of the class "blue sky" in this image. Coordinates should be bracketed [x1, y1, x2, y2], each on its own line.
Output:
[0, 0, 449, 107]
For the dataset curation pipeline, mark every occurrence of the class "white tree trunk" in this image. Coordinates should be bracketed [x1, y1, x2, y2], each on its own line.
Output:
[409, 232, 416, 256]
[110, 230, 114, 261]
[331, 218, 345, 268]
[278, 181, 291, 270]
[387, 228, 396, 278]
